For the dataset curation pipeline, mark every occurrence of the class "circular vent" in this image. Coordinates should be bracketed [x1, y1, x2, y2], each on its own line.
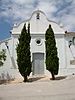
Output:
[36, 39, 42, 46]
[36, 40, 41, 44]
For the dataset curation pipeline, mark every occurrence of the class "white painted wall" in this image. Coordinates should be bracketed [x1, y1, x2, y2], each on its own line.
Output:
[11, 10, 64, 35]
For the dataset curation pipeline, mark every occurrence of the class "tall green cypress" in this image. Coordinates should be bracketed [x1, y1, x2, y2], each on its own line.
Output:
[16, 23, 32, 82]
[0, 49, 6, 66]
[45, 24, 59, 80]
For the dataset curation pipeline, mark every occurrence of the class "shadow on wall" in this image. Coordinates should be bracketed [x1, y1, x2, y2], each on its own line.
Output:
[0, 72, 15, 84]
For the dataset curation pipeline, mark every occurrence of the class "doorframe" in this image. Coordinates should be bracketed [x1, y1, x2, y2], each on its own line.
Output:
[32, 52, 45, 75]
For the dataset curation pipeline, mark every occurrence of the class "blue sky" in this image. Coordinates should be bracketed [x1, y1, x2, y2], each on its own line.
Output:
[0, 0, 75, 40]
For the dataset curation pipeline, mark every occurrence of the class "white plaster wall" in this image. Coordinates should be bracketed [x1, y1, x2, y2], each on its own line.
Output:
[11, 35, 19, 68]
[55, 35, 75, 75]
[12, 10, 64, 35]
[0, 38, 17, 79]
[0, 39, 12, 69]
[56, 35, 66, 68]
[31, 35, 45, 53]
[30, 13, 64, 34]
[0, 37, 23, 80]
[65, 36, 75, 67]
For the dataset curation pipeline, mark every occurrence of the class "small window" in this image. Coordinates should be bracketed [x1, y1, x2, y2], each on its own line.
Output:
[36, 40, 41, 44]
[36, 12, 40, 19]
[36, 39, 42, 46]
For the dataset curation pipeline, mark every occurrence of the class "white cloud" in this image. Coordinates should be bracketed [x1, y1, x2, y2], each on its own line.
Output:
[0, 0, 75, 31]
[14, 0, 37, 5]
[36, 1, 57, 17]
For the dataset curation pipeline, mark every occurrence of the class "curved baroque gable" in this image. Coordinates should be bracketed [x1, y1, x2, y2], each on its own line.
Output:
[11, 10, 65, 35]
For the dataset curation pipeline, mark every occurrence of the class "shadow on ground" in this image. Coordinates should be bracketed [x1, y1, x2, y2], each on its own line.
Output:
[51, 76, 67, 80]
[28, 76, 67, 82]
[0, 76, 67, 84]
[28, 76, 46, 82]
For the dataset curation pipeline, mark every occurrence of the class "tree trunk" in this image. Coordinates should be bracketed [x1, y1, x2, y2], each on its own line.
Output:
[24, 76, 28, 82]
[51, 72, 55, 80]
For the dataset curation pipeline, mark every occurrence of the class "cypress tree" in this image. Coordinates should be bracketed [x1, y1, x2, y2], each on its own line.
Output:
[45, 24, 59, 80]
[0, 49, 6, 66]
[16, 23, 32, 82]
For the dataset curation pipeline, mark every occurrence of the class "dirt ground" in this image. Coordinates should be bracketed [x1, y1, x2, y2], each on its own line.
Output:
[0, 75, 75, 100]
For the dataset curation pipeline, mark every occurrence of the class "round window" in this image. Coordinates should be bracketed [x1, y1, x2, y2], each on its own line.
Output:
[36, 40, 41, 44]
[36, 39, 42, 46]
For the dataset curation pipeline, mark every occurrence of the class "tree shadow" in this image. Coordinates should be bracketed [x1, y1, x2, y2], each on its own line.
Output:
[28, 76, 45, 82]
[50, 76, 67, 80]
[28, 75, 67, 82]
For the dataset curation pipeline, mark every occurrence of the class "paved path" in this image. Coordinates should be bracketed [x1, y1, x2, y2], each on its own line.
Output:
[0, 75, 75, 100]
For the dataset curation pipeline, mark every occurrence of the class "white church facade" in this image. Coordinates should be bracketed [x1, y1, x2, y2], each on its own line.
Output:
[0, 10, 75, 79]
